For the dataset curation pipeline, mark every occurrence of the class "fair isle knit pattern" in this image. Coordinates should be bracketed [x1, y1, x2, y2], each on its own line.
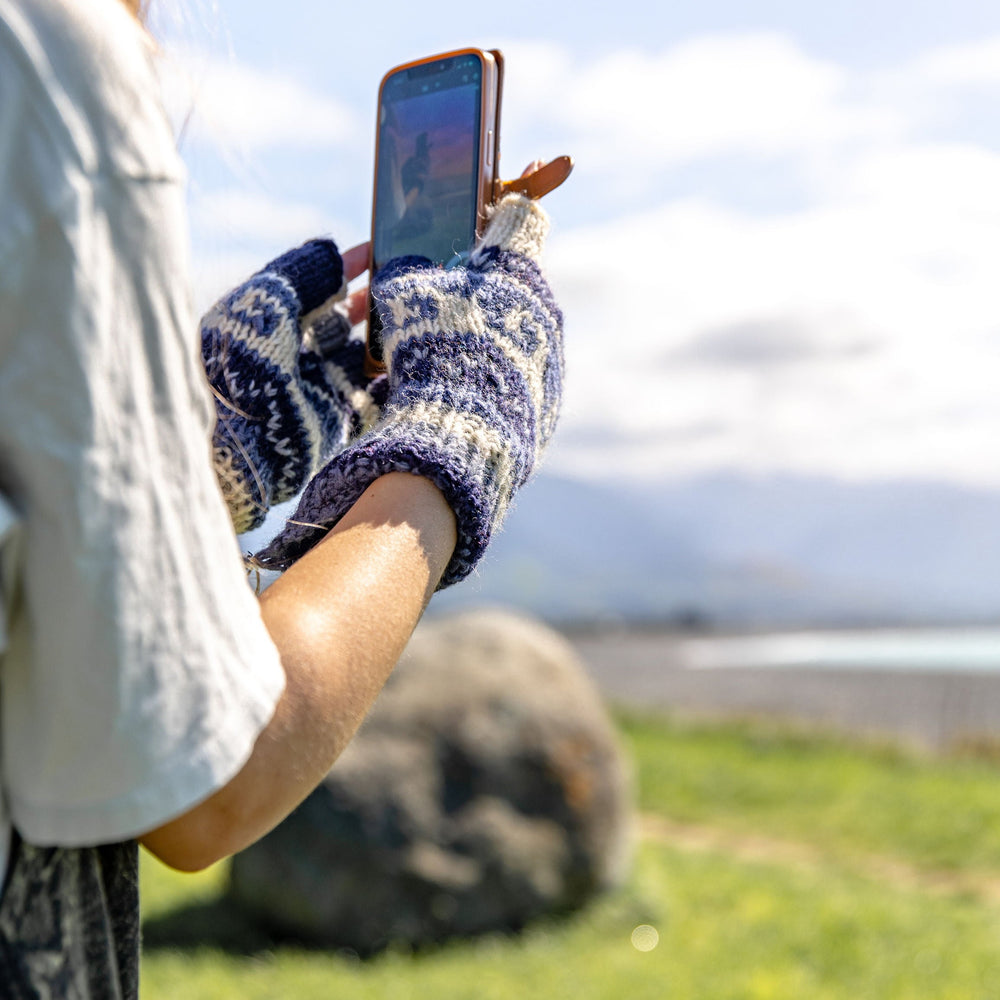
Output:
[255, 194, 564, 587]
[202, 240, 384, 534]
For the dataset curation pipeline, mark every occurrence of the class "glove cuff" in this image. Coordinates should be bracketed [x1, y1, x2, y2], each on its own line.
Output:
[266, 239, 345, 315]
[253, 419, 501, 588]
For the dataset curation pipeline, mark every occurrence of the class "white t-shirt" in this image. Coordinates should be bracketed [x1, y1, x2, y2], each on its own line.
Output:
[0, 0, 286, 875]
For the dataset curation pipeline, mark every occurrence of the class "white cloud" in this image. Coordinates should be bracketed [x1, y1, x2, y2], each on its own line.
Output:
[186, 188, 361, 311]
[544, 134, 1000, 485]
[570, 36, 843, 164]
[518, 31, 1000, 486]
[500, 34, 900, 177]
[190, 189, 347, 245]
[914, 35, 1000, 88]
[844, 142, 1000, 222]
[158, 47, 362, 154]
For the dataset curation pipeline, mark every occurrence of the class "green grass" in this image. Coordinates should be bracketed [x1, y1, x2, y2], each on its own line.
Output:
[621, 711, 1000, 873]
[139, 712, 1000, 998]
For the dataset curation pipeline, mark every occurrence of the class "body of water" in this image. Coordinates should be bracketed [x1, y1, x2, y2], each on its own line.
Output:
[679, 627, 1000, 673]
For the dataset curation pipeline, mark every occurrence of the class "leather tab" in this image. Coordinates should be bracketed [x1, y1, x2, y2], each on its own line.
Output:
[495, 155, 574, 202]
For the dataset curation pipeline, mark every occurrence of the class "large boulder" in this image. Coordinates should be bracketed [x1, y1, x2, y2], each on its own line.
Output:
[228, 608, 634, 953]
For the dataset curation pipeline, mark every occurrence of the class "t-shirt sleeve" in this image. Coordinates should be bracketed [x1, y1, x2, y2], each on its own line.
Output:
[0, 0, 286, 848]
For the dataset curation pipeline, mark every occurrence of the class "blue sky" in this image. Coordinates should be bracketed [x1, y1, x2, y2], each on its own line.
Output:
[157, 0, 1000, 488]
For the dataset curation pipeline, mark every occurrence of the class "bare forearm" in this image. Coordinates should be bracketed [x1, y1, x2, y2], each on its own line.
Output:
[140, 472, 456, 871]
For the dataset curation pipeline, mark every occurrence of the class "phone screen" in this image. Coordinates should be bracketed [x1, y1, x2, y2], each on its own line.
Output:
[372, 53, 485, 276]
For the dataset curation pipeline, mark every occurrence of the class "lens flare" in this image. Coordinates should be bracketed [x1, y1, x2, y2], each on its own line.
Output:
[631, 924, 660, 952]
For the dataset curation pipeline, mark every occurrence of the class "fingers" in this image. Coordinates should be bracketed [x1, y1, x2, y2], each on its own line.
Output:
[342, 242, 371, 284]
[342, 245, 372, 328]
[345, 286, 369, 327]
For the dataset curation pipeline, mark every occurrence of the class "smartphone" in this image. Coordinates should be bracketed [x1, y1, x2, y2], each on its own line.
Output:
[365, 48, 504, 374]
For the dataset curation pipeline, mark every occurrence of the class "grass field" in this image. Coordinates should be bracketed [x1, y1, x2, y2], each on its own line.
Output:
[139, 711, 1000, 999]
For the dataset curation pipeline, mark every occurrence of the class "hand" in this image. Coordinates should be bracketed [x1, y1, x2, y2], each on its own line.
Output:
[254, 194, 564, 586]
[299, 240, 387, 444]
[203, 239, 383, 534]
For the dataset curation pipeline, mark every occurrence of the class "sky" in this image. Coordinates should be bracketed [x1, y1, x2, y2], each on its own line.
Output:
[155, 0, 1000, 489]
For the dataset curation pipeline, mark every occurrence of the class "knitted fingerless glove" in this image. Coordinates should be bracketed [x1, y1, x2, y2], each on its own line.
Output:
[202, 240, 384, 534]
[254, 194, 564, 587]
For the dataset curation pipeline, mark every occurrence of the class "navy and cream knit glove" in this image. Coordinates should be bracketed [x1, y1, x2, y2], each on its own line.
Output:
[254, 193, 564, 587]
[202, 240, 384, 534]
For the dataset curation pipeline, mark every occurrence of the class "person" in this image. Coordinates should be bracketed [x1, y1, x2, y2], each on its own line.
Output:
[396, 131, 434, 237]
[402, 131, 432, 197]
[0, 0, 564, 995]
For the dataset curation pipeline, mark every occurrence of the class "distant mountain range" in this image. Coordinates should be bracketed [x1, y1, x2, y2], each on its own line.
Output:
[427, 472, 1000, 628]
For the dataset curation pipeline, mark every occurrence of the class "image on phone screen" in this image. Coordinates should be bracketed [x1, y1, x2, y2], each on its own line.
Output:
[373, 54, 484, 276]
